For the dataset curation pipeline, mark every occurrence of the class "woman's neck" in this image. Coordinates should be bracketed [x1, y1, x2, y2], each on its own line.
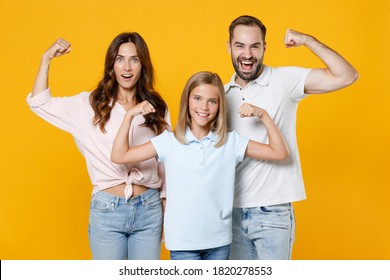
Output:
[116, 89, 137, 111]
[117, 90, 136, 102]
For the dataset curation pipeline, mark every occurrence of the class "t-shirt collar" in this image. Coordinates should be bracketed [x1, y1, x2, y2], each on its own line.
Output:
[185, 127, 218, 143]
[226, 65, 271, 91]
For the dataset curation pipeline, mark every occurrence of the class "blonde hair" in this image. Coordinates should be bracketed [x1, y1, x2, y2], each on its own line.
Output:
[174, 71, 228, 148]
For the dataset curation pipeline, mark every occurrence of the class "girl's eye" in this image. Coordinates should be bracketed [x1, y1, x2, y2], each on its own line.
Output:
[132, 57, 140, 63]
[116, 57, 124, 62]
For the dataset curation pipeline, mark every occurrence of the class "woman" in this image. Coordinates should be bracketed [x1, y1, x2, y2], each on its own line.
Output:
[27, 33, 170, 259]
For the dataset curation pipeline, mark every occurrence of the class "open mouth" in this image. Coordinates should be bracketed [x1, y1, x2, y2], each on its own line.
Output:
[196, 112, 210, 119]
[239, 60, 255, 72]
[121, 74, 133, 79]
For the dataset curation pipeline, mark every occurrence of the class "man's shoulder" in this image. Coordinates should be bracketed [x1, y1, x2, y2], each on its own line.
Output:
[269, 65, 311, 76]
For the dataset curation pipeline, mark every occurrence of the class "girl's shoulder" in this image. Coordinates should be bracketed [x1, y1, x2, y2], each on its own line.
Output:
[227, 130, 249, 144]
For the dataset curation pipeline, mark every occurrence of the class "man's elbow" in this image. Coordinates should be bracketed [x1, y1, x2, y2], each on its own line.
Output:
[344, 69, 359, 87]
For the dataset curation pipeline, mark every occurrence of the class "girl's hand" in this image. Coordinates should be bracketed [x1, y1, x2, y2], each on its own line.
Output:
[238, 103, 267, 118]
[126, 101, 155, 117]
[43, 38, 71, 60]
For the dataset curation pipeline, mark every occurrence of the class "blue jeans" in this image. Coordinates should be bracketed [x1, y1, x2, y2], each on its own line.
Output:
[170, 244, 231, 260]
[88, 188, 162, 260]
[229, 203, 295, 260]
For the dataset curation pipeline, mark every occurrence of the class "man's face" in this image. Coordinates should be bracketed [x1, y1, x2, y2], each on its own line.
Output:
[229, 25, 266, 83]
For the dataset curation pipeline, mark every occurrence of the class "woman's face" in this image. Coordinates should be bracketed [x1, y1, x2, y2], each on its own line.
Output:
[113, 42, 142, 93]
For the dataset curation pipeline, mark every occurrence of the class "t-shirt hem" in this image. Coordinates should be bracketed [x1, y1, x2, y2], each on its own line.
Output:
[165, 239, 231, 251]
[233, 196, 306, 208]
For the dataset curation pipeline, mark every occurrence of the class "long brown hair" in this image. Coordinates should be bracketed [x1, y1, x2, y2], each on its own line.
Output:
[174, 71, 228, 148]
[89, 32, 168, 134]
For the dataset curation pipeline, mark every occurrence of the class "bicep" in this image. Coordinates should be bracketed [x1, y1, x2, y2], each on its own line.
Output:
[29, 94, 81, 134]
[245, 140, 274, 161]
[304, 68, 344, 94]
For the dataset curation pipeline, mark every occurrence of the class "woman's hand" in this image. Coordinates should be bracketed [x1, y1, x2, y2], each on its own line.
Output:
[43, 38, 71, 60]
[126, 101, 156, 117]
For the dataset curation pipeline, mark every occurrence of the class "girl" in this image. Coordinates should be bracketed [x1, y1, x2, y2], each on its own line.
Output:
[27, 33, 170, 259]
[111, 71, 289, 260]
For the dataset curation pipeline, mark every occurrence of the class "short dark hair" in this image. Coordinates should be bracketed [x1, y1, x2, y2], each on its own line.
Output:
[229, 15, 267, 43]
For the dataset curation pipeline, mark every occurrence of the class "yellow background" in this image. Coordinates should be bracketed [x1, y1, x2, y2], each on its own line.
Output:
[1, 0, 389, 260]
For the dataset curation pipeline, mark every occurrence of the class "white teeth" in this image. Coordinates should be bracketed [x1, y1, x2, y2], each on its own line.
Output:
[197, 113, 209, 117]
[122, 74, 133, 78]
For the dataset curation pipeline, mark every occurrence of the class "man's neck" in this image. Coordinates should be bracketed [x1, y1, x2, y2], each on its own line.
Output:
[235, 65, 264, 89]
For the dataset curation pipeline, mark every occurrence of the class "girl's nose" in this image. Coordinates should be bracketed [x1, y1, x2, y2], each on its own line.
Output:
[201, 101, 209, 110]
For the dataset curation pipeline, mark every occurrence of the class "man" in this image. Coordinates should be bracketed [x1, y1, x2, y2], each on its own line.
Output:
[225, 15, 358, 260]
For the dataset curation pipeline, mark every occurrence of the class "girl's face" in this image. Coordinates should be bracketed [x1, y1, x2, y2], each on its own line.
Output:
[113, 42, 142, 94]
[188, 84, 220, 131]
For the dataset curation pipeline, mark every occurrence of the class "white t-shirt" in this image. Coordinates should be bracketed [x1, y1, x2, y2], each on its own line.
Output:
[225, 65, 311, 208]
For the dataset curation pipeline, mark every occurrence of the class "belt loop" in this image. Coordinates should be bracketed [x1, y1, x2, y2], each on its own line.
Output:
[139, 193, 145, 206]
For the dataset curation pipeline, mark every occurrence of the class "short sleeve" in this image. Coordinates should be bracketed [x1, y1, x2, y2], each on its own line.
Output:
[232, 131, 250, 163]
[150, 130, 170, 163]
[276, 67, 312, 103]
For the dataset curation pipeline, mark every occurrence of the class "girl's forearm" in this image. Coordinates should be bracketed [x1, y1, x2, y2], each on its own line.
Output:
[260, 114, 289, 158]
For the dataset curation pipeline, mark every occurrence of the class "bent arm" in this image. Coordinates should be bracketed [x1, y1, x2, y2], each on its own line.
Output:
[239, 103, 289, 161]
[285, 29, 359, 94]
[32, 38, 71, 97]
[111, 102, 158, 164]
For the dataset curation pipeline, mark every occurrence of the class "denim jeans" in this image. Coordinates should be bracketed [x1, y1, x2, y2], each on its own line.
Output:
[170, 244, 231, 260]
[229, 203, 295, 260]
[88, 188, 162, 260]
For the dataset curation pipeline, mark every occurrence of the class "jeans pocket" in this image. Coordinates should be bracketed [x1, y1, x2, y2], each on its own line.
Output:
[142, 190, 162, 209]
[259, 203, 291, 215]
[144, 197, 161, 209]
[259, 222, 289, 230]
[90, 196, 114, 213]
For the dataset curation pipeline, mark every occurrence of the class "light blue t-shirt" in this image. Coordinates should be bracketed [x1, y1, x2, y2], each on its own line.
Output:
[151, 129, 249, 250]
